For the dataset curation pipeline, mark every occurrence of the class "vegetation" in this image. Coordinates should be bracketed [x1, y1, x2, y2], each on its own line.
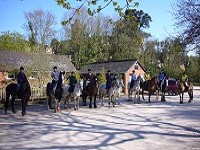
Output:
[0, 0, 199, 85]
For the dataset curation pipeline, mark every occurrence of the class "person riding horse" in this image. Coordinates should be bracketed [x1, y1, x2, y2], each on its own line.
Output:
[144, 70, 151, 81]
[17, 66, 27, 93]
[158, 71, 165, 89]
[129, 70, 137, 96]
[180, 71, 189, 90]
[51, 66, 59, 93]
[84, 69, 97, 91]
[106, 70, 112, 94]
[67, 71, 77, 97]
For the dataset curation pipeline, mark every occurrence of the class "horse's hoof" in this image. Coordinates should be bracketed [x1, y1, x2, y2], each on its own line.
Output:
[188, 100, 191, 103]
[180, 101, 183, 104]
[12, 110, 16, 114]
[74, 108, 77, 110]
[89, 105, 92, 108]
[94, 105, 97, 108]
[113, 105, 115, 107]
[22, 112, 26, 116]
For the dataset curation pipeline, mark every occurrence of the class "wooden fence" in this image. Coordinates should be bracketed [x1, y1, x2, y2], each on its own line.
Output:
[0, 87, 47, 101]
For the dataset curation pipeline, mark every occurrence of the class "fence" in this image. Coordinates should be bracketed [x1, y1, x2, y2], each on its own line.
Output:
[0, 87, 47, 101]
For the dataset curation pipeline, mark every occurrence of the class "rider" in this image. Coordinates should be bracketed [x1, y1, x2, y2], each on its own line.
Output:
[144, 70, 151, 81]
[158, 71, 165, 89]
[51, 66, 59, 92]
[106, 70, 112, 93]
[180, 71, 189, 88]
[129, 70, 137, 95]
[16, 66, 27, 92]
[67, 71, 77, 96]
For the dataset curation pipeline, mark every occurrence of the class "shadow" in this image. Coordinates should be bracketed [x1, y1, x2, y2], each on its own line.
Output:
[0, 96, 200, 149]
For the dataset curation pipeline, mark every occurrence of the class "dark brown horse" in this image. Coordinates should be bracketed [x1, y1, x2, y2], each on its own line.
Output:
[141, 76, 158, 103]
[46, 71, 65, 113]
[177, 80, 193, 104]
[82, 76, 98, 108]
[5, 78, 31, 116]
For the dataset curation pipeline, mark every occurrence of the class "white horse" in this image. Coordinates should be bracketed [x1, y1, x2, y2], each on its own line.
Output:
[63, 81, 82, 110]
[99, 79, 124, 107]
[128, 76, 143, 103]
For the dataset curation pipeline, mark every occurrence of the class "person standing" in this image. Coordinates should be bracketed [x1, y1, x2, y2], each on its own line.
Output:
[129, 70, 137, 90]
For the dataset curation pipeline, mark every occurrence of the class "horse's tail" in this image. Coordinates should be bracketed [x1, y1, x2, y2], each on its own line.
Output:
[189, 89, 193, 101]
[46, 82, 51, 96]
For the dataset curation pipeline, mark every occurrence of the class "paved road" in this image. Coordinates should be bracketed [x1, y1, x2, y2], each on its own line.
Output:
[0, 90, 200, 150]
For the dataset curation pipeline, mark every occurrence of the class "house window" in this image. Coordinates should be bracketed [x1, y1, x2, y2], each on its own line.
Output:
[134, 65, 139, 70]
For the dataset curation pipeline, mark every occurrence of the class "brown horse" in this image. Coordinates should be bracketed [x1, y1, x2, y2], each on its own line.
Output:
[82, 76, 98, 108]
[177, 80, 193, 104]
[141, 76, 158, 103]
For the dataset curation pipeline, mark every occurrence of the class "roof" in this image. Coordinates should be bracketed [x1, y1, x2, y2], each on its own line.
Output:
[0, 50, 75, 72]
[79, 59, 146, 74]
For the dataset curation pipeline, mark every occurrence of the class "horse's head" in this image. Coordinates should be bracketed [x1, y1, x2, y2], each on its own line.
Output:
[119, 79, 124, 88]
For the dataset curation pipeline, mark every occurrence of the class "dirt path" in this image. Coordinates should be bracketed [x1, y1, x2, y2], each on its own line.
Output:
[0, 89, 200, 150]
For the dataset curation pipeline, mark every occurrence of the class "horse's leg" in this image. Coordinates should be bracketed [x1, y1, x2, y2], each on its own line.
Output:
[94, 95, 97, 108]
[54, 99, 58, 113]
[180, 92, 183, 104]
[58, 99, 61, 113]
[161, 91, 165, 102]
[77, 97, 80, 110]
[142, 89, 145, 101]
[148, 91, 151, 103]
[89, 96, 92, 108]
[21, 98, 26, 116]
[82, 93, 87, 106]
[74, 97, 77, 110]
[5, 94, 10, 114]
[24, 98, 29, 115]
[188, 90, 193, 103]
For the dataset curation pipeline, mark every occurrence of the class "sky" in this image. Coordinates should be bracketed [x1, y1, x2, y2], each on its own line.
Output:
[0, 0, 177, 40]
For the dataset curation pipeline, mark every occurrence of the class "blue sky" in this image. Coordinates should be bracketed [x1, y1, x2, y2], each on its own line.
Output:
[0, 0, 177, 40]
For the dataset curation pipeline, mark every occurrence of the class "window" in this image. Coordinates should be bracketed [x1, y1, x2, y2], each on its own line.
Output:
[134, 65, 139, 70]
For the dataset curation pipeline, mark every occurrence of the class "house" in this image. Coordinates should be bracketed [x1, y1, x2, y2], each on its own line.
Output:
[0, 50, 76, 87]
[79, 59, 147, 95]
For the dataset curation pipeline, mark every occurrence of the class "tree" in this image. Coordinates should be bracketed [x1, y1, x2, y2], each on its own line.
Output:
[57, 0, 139, 25]
[0, 32, 30, 52]
[173, 0, 200, 52]
[23, 9, 57, 50]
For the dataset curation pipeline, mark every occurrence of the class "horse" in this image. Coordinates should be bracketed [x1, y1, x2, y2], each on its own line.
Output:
[140, 76, 158, 103]
[128, 76, 143, 103]
[99, 79, 124, 106]
[46, 71, 65, 113]
[63, 81, 82, 110]
[177, 80, 193, 104]
[82, 76, 98, 108]
[157, 77, 168, 102]
[5, 78, 31, 116]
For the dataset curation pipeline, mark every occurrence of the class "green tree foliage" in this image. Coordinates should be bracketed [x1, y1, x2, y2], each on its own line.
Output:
[0, 32, 30, 51]
[98, 70, 106, 85]
[56, 0, 139, 25]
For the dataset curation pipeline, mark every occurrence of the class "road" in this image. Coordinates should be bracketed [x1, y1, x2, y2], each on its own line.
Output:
[0, 88, 200, 150]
